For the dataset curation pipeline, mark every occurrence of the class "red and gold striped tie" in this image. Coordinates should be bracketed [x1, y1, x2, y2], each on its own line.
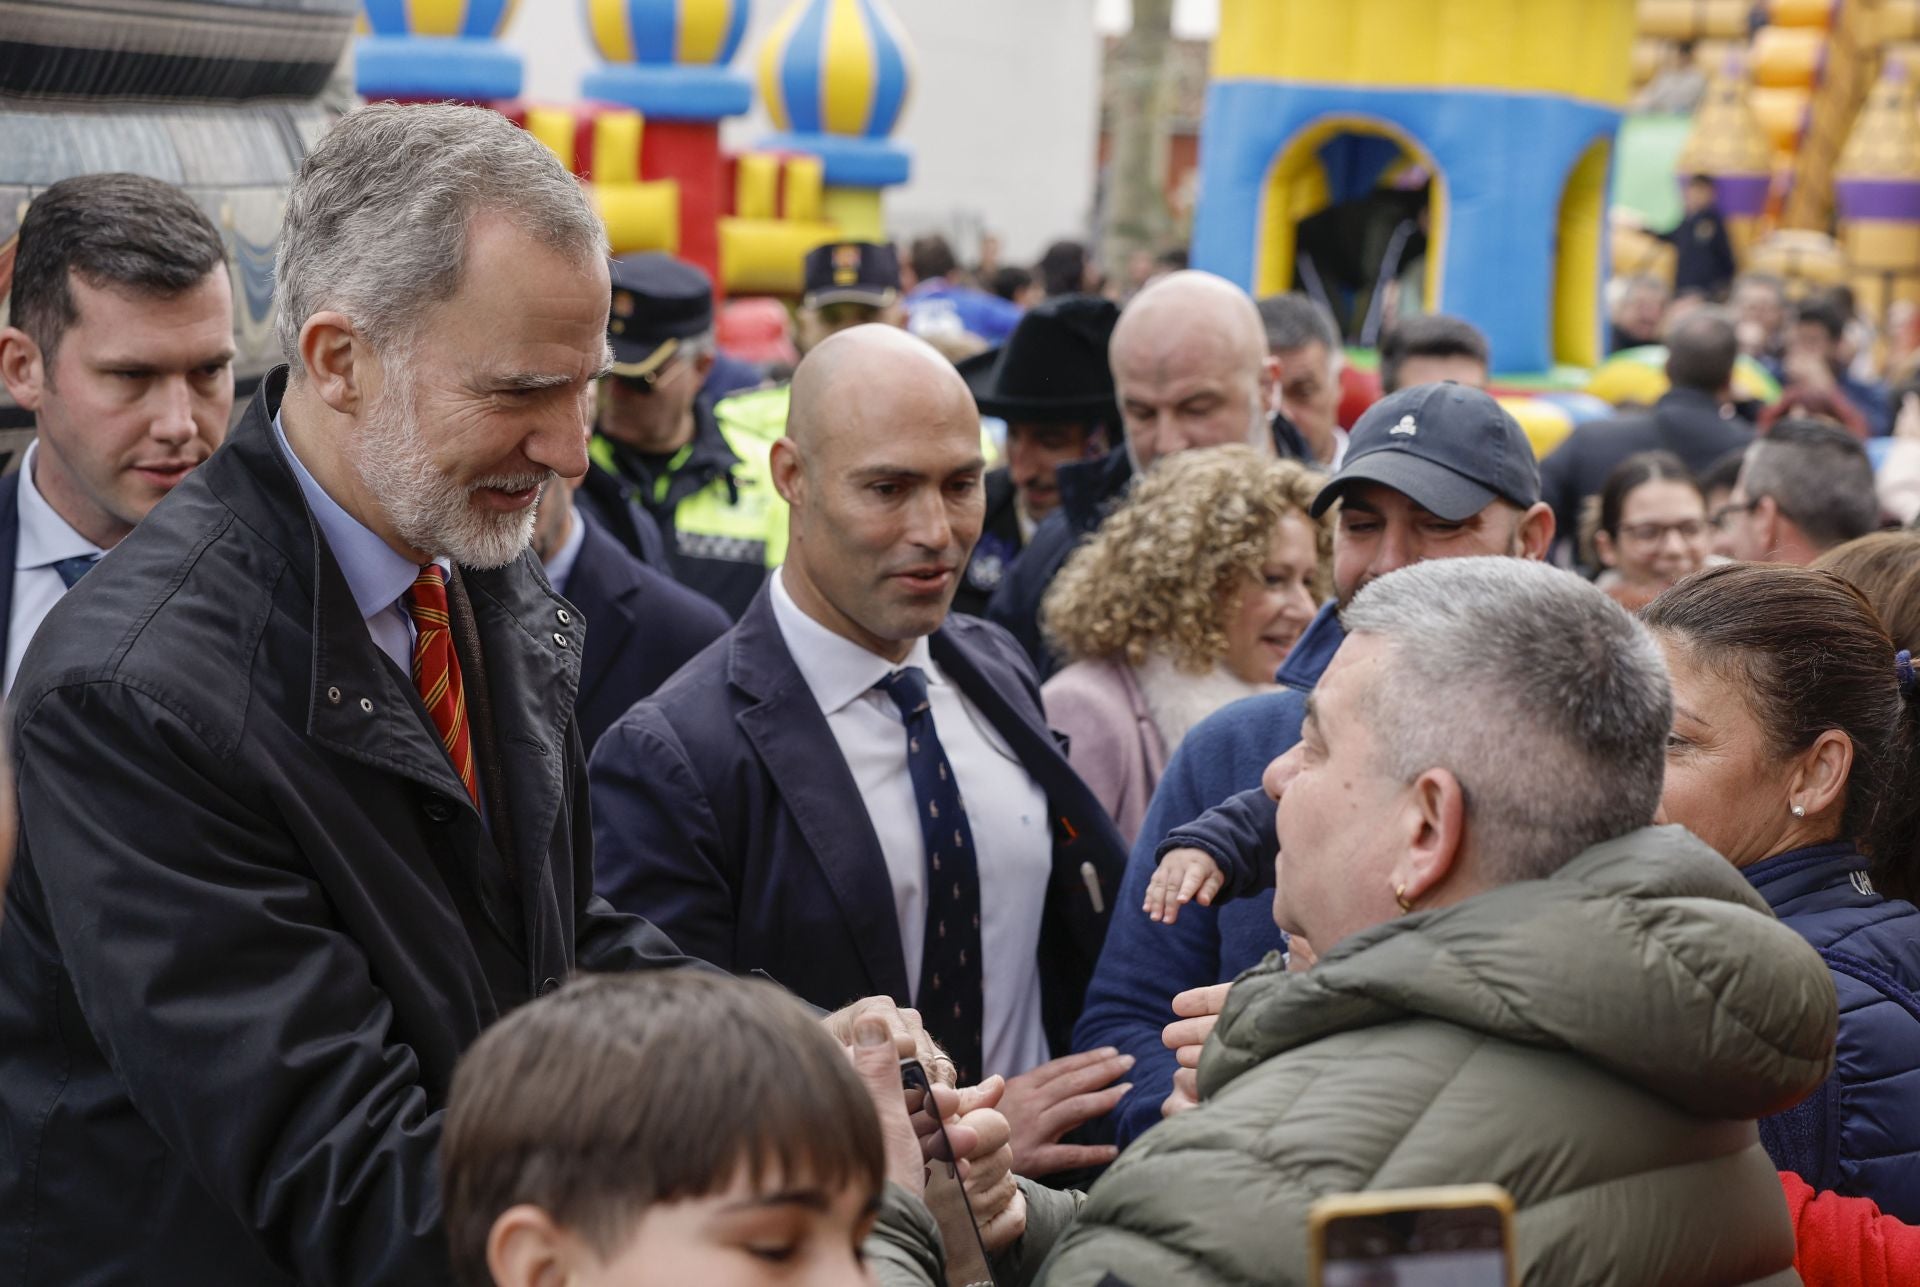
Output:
[406, 565, 478, 806]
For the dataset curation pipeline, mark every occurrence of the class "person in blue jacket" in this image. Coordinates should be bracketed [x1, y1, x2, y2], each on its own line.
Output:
[1640, 562, 1920, 1221]
[1073, 382, 1555, 1146]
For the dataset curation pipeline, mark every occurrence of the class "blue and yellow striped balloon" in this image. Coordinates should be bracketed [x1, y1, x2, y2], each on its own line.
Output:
[584, 0, 750, 67]
[361, 0, 521, 38]
[758, 0, 913, 139]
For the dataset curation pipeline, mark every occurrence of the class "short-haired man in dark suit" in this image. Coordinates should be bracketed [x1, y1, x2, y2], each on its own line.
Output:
[0, 172, 233, 694]
[590, 324, 1134, 1179]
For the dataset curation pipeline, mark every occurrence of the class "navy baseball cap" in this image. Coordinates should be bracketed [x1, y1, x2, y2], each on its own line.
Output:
[1310, 382, 1540, 522]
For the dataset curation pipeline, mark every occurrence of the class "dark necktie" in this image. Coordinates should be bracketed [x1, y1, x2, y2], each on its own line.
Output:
[52, 554, 99, 589]
[875, 665, 984, 1086]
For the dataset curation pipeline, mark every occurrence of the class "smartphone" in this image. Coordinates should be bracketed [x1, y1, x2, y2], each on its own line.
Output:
[1308, 1184, 1516, 1287]
[900, 1057, 996, 1287]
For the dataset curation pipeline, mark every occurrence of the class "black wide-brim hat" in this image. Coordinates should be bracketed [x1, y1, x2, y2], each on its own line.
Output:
[956, 292, 1121, 423]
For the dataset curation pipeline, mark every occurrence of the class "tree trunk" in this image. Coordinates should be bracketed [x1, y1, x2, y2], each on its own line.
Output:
[1101, 0, 1175, 286]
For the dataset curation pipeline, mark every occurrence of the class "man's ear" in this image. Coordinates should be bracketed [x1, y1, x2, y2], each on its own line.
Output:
[769, 436, 804, 508]
[1393, 767, 1468, 909]
[1259, 354, 1281, 414]
[1516, 502, 1556, 560]
[1752, 495, 1784, 559]
[0, 326, 47, 412]
[298, 311, 367, 416]
[486, 1204, 578, 1287]
[695, 349, 717, 380]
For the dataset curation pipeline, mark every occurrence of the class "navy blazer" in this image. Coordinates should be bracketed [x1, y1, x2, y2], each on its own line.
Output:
[562, 511, 729, 754]
[0, 471, 18, 670]
[587, 586, 1128, 1055]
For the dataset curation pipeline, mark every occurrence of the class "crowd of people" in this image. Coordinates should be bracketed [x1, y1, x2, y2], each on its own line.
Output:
[5, 101, 1920, 1285]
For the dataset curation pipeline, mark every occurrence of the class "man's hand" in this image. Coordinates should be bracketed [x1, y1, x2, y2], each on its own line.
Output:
[822, 995, 955, 1085]
[1157, 982, 1232, 1120]
[1143, 847, 1225, 924]
[849, 1016, 936, 1195]
[951, 1077, 1027, 1254]
[997, 1047, 1131, 1177]
[1161, 1066, 1200, 1120]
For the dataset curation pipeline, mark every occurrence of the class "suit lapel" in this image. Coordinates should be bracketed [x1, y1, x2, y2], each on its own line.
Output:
[932, 626, 1125, 889]
[562, 518, 638, 715]
[730, 594, 912, 1002]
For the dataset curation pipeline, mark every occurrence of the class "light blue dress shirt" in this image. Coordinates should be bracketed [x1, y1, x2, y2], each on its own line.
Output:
[271, 412, 446, 676]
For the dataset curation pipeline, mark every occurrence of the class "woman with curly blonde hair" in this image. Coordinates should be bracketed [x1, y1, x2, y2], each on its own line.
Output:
[1039, 445, 1330, 843]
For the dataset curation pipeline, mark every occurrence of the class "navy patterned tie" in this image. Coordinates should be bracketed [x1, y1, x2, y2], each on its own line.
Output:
[51, 554, 99, 589]
[875, 665, 984, 1086]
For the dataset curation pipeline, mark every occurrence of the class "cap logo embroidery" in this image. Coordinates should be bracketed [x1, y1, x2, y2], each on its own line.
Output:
[1390, 415, 1418, 437]
[833, 244, 862, 285]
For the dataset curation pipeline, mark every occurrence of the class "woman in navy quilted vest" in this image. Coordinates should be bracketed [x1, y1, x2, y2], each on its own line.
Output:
[1644, 563, 1920, 1221]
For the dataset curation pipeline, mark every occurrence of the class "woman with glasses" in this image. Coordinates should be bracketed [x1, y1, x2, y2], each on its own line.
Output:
[1587, 451, 1712, 611]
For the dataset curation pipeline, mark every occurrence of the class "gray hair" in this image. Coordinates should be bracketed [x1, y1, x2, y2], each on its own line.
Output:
[275, 102, 608, 371]
[1742, 419, 1879, 553]
[1341, 557, 1672, 881]
[1255, 292, 1339, 355]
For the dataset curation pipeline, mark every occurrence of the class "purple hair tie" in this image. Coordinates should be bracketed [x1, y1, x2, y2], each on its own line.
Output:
[1899, 649, 1916, 698]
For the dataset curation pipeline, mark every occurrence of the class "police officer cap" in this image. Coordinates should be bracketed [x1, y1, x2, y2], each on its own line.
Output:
[803, 242, 900, 310]
[608, 253, 713, 379]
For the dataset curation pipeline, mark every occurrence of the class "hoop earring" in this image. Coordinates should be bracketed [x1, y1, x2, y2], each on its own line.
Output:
[1394, 883, 1413, 914]
[1790, 802, 1806, 818]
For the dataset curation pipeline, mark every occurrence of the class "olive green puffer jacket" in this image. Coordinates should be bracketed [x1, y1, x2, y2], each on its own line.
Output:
[1038, 826, 1838, 1286]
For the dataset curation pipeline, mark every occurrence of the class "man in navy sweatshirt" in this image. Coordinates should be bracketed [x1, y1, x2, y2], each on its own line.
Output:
[1072, 382, 1556, 1146]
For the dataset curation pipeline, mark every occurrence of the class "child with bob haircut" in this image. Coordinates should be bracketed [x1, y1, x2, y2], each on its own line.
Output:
[445, 971, 913, 1287]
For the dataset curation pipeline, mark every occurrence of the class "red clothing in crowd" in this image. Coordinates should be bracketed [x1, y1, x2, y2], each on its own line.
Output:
[1783, 1171, 1920, 1286]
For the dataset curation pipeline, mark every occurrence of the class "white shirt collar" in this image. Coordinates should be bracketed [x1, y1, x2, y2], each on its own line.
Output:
[15, 441, 106, 571]
[271, 411, 430, 622]
[770, 567, 938, 716]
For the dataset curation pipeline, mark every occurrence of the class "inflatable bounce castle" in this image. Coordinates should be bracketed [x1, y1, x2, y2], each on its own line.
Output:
[353, 0, 915, 296]
[1191, 0, 1639, 377]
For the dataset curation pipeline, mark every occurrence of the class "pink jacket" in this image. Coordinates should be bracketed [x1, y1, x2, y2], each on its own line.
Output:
[1041, 658, 1167, 848]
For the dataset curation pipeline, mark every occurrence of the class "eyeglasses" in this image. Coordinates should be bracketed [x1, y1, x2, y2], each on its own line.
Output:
[1620, 518, 1710, 544]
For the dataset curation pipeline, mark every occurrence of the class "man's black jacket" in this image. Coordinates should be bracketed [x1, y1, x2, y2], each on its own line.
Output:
[0, 369, 700, 1285]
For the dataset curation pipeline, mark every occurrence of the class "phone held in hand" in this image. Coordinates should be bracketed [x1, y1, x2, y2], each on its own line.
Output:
[900, 1057, 996, 1287]
[1308, 1184, 1515, 1287]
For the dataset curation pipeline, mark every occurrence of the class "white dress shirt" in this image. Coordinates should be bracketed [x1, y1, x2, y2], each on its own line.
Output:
[770, 568, 1053, 1078]
[6, 442, 106, 695]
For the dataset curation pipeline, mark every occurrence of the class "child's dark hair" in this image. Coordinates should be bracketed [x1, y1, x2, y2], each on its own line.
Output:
[441, 972, 885, 1287]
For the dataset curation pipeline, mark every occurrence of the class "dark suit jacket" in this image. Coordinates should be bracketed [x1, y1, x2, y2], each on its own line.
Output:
[0, 370, 701, 1285]
[562, 509, 730, 753]
[953, 468, 1022, 619]
[588, 588, 1128, 1056]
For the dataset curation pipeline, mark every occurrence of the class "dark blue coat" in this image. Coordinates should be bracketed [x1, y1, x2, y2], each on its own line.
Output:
[587, 587, 1128, 1054]
[561, 510, 729, 754]
[1072, 600, 1343, 1145]
[1747, 842, 1920, 1221]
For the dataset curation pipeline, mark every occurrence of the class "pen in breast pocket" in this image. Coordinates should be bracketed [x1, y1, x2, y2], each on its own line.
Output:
[1080, 861, 1105, 915]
